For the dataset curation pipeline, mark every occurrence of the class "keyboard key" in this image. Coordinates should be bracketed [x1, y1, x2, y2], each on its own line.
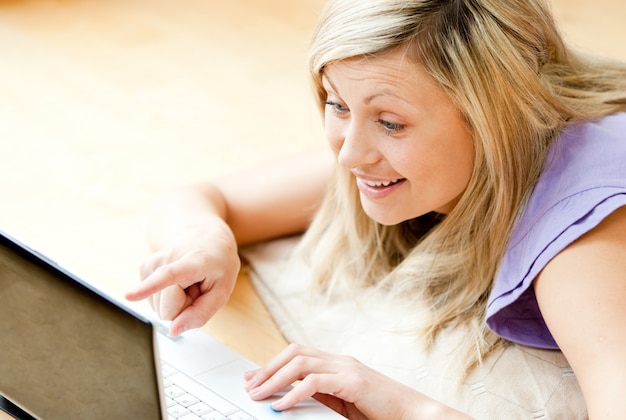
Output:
[161, 363, 178, 377]
[176, 393, 200, 408]
[188, 402, 212, 416]
[160, 362, 255, 420]
[168, 372, 238, 416]
[178, 414, 203, 420]
[202, 412, 228, 420]
[168, 403, 190, 418]
[228, 411, 255, 420]
[165, 385, 186, 399]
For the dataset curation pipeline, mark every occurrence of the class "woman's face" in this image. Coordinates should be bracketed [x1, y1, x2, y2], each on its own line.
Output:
[323, 48, 474, 225]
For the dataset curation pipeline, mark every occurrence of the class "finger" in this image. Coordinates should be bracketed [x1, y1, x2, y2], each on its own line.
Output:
[152, 290, 160, 318]
[139, 252, 167, 282]
[243, 370, 256, 383]
[249, 352, 330, 401]
[168, 284, 229, 336]
[137, 256, 162, 312]
[159, 285, 190, 321]
[250, 344, 326, 386]
[270, 373, 341, 412]
[125, 259, 197, 301]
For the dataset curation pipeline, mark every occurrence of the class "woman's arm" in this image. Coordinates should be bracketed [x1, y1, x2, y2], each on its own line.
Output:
[146, 149, 334, 249]
[534, 205, 626, 419]
[126, 150, 333, 335]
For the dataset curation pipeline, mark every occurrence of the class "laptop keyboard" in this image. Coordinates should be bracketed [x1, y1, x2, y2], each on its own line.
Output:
[161, 362, 257, 420]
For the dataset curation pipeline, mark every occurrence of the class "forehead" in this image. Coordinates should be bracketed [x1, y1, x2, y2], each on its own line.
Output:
[324, 48, 416, 81]
[321, 49, 447, 106]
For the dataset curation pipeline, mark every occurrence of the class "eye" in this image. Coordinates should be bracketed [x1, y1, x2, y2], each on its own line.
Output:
[324, 100, 348, 115]
[377, 119, 405, 133]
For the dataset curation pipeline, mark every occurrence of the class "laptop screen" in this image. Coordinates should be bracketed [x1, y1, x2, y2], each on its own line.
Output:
[0, 234, 163, 419]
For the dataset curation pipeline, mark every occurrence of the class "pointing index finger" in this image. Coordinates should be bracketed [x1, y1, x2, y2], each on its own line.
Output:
[125, 264, 181, 301]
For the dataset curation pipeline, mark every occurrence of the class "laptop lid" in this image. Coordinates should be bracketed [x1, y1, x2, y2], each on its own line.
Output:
[0, 231, 165, 419]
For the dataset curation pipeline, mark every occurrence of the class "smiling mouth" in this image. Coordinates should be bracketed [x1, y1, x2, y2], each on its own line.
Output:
[360, 178, 405, 188]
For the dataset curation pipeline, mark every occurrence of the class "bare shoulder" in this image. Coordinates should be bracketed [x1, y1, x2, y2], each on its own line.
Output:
[534, 205, 626, 418]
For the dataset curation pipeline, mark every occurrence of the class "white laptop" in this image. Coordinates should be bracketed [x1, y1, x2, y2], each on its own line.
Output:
[0, 230, 345, 419]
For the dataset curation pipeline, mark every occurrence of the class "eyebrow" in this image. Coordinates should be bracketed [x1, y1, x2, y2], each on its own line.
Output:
[364, 93, 388, 105]
[321, 74, 339, 97]
[322, 73, 414, 107]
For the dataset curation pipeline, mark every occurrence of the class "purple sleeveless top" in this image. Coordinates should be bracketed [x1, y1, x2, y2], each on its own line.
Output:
[485, 112, 626, 349]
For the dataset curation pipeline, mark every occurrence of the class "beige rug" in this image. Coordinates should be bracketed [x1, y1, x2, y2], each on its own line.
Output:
[242, 237, 587, 419]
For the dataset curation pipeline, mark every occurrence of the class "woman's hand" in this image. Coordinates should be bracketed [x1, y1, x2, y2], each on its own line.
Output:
[125, 219, 240, 337]
[244, 344, 470, 420]
[124, 152, 331, 336]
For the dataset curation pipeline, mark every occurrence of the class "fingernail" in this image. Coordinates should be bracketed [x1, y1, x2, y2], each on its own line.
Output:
[244, 378, 257, 391]
[172, 324, 185, 336]
[270, 400, 284, 413]
[243, 370, 259, 390]
[249, 388, 263, 401]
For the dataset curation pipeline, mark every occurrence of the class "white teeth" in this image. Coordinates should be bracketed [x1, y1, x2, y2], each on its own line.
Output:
[363, 179, 400, 187]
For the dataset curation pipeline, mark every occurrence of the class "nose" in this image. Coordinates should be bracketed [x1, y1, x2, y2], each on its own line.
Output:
[334, 122, 380, 169]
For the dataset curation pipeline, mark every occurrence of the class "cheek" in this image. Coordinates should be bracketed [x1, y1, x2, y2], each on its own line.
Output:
[324, 114, 343, 153]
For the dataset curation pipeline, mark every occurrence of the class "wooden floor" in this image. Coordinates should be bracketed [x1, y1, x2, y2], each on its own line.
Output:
[0, 0, 330, 368]
[0, 0, 625, 370]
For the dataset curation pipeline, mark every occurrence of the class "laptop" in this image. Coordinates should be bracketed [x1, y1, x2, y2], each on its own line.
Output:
[0, 230, 345, 419]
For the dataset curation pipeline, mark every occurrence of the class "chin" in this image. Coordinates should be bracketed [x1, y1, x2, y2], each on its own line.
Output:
[362, 209, 407, 227]
[362, 204, 431, 227]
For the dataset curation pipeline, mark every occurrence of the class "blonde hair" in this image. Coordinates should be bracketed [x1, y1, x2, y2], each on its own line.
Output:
[299, 0, 626, 373]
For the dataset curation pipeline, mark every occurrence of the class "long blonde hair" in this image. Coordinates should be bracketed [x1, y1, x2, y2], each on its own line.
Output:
[301, 0, 626, 371]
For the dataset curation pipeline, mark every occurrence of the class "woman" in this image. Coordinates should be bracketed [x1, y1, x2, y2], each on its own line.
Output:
[126, 0, 626, 418]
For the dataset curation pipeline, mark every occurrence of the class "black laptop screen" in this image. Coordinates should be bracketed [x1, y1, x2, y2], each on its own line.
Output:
[0, 235, 163, 419]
